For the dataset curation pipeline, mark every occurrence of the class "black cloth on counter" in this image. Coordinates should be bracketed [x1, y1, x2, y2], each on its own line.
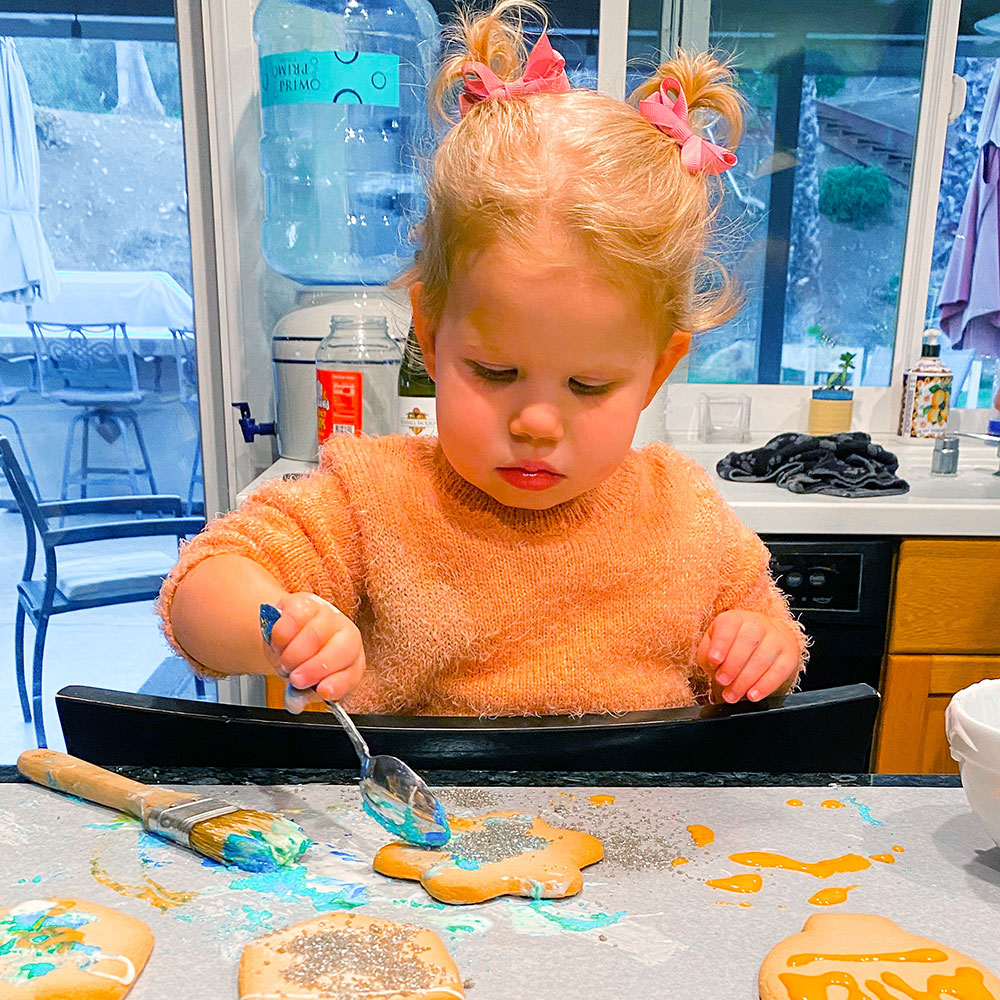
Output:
[716, 431, 910, 498]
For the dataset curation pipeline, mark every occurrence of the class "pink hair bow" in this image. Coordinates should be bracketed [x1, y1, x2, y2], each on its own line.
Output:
[638, 77, 737, 175]
[459, 32, 571, 117]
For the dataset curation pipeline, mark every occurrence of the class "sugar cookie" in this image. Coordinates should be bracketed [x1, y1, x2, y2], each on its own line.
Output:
[759, 914, 1000, 1000]
[0, 897, 153, 998]
[373, 811, 604, 904]
[238, 911, 464, 999]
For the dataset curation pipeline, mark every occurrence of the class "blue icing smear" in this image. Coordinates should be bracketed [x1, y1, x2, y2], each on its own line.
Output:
[362, 798, 450, 848]
[20, 962, 56, 979]
[527, 902, 627, 932]
[221, 817, 312, 872]
[228, 865, 368, 911]
[843, 796, 884, 827]
[241, 905, 275, 932]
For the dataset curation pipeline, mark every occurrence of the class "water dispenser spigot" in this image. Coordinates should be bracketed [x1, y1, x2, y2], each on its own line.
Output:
[231, 402, 276, 443]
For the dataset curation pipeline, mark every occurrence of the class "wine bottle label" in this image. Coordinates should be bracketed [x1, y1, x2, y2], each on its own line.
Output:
[398, 396, 437, 437]
[317, 369, 363, 442]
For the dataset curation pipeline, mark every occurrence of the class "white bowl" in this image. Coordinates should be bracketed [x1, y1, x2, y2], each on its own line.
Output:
[946, 678, 1000, 848]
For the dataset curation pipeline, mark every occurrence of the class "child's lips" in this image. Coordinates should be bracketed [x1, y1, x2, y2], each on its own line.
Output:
[497, 466, 565, 491]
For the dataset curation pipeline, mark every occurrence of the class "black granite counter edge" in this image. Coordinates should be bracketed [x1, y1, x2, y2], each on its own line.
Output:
[0, 765, 962, 787]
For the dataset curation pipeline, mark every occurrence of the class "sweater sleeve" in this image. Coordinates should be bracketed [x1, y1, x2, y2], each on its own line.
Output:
[156, 465, 364, 677]
[708, 496, 809, 683]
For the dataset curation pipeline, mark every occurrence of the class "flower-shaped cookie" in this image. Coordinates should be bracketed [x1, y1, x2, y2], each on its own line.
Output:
[372, 811, 604, 904]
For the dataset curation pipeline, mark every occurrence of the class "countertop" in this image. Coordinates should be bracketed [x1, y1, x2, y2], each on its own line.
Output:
[237, 434, 1000, 537]
[2, 771, 995, 999]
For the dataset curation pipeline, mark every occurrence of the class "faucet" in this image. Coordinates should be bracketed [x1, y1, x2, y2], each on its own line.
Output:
[953, 432, 1000, 476]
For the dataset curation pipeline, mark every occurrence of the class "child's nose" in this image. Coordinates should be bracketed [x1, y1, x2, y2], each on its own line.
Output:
[509, 402, 563, 444]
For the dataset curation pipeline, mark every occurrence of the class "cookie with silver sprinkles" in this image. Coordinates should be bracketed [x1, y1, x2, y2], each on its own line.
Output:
[238, 912, 464, 1000]
[373, 811, 604, 905]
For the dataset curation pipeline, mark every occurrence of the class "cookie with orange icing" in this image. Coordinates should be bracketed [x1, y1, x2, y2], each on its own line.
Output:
[239, 911, 464, 999]
[759, 914, 1000, 1000]
[372, 810, 604, 904]
[0, 897, 153, 998]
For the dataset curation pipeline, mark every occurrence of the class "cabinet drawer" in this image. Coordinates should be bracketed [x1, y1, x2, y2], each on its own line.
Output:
[889, 539, 1000, 654]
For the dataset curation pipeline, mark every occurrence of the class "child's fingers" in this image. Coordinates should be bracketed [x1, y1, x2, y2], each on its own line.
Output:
[721, 639, 782, 703]
[315, 651, 366, 703]
[288, 625, 363, 691]
[702, 612, 744, 677]
[746, 652, 799, 702]
[277, 619, 329, 673]
[713, 617, 766, 686]
[695, 630, 713, 671]
[268, 595, 323, 652]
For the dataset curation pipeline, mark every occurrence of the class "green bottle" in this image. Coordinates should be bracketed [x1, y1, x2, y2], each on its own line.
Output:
[397, 322, 437, 437]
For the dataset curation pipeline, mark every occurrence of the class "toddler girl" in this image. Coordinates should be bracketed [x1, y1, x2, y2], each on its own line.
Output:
[161, 0, 806, 715]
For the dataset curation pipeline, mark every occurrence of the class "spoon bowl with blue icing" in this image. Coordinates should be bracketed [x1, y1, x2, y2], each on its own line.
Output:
[259, 603, 450, 848]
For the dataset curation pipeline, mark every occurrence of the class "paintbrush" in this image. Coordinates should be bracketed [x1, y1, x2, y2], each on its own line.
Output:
[18, 749, 311, 872]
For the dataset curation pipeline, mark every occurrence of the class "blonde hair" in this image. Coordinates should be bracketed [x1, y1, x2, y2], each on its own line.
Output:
[405, 0, 744, 344]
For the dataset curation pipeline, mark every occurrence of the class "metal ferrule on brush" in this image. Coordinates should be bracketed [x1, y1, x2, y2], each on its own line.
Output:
[147, 797, 239, 847]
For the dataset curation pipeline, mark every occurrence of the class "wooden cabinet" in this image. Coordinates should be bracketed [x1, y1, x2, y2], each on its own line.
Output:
[875, 539, 1000, 774]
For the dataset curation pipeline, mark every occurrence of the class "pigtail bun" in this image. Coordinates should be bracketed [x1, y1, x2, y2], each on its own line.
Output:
[430, 0, 549, 123]
[629, 49, 744, 155]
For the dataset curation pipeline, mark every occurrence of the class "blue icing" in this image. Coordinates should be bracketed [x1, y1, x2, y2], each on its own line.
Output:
[527, 902, 627, 932]
[453, 858, 480, 871]
[843, 796, 884, 827]
[228, 865, 368, 911]
[362, 798, 450, 849]
[221, 825, 311, 873]
[21, 962, 56, 979]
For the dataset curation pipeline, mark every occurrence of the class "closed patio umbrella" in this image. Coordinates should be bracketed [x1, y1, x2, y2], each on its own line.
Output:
[0, 36, 57, 312]
[937, 61, 1000, 357]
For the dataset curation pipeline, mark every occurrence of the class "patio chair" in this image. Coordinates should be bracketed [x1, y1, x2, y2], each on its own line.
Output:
[0, 435, 204, 748]
[171, 328, 202, 513]
[27, 320, 157, 499]
[0, 353, 40, 504]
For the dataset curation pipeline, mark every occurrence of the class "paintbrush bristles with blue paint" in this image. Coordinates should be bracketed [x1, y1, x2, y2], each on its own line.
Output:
[17, 749, 310, 872]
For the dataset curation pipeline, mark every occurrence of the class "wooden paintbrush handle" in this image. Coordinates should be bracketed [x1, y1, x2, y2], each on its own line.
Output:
[17, 750, 198, 822]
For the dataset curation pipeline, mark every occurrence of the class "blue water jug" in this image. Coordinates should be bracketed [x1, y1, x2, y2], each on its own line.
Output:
[254, 0, 440, 285]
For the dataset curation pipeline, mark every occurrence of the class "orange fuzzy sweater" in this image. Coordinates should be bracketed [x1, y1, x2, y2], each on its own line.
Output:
[158, 435, 806, 716]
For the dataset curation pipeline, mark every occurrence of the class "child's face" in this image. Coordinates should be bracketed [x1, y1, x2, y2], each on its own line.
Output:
[412, 244, 683, 509]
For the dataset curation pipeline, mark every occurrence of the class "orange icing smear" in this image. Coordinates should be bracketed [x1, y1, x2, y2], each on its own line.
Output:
[688, 824, 715, 847]
[671, 857, 689, 867]
[807, 885, 859, 907]
[706, 874, 762, 894]
[820, 800, 845, 809]
[778, 967, 996, 1000]
[787, 800, 804, 807]
[588, 795, 615, 807]
[892, 846, 905, 853]
[871, 854, 896, 864]
[730, 852, 871, 879]
[787, 950, 949, 968]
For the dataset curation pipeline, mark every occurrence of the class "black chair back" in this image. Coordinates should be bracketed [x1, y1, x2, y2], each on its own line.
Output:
[57, 683, 879, 772]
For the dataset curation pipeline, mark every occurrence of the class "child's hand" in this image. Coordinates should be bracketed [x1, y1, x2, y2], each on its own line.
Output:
[265, 594, 366, 702]
[696, 610, 800, 704]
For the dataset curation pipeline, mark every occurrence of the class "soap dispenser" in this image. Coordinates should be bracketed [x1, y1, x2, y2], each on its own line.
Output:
[898, 328, 953, 437]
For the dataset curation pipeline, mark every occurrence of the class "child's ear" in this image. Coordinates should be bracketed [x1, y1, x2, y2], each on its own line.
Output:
[409, 282, 437, 381]
[643, 330, 691, 407]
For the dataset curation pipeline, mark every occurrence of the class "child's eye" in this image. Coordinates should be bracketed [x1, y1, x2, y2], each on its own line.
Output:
[569, 378, 615, 396]
[467, 361, 517, 383]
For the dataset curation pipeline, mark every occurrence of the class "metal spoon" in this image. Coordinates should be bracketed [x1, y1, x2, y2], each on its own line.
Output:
[259, 603, 450, 847]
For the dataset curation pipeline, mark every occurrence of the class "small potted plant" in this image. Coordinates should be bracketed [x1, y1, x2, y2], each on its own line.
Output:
[808, 351, 856, 435]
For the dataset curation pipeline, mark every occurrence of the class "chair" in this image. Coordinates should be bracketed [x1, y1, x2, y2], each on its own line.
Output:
[27, 321, 157, 499]
[55, 682, 880, 772]
[0, 436, 204, 748]
[170, 328, 202, 513]
[0, 353, 41, 503]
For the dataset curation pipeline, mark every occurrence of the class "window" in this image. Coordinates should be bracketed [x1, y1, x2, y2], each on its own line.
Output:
[628, 0, 933, 387]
